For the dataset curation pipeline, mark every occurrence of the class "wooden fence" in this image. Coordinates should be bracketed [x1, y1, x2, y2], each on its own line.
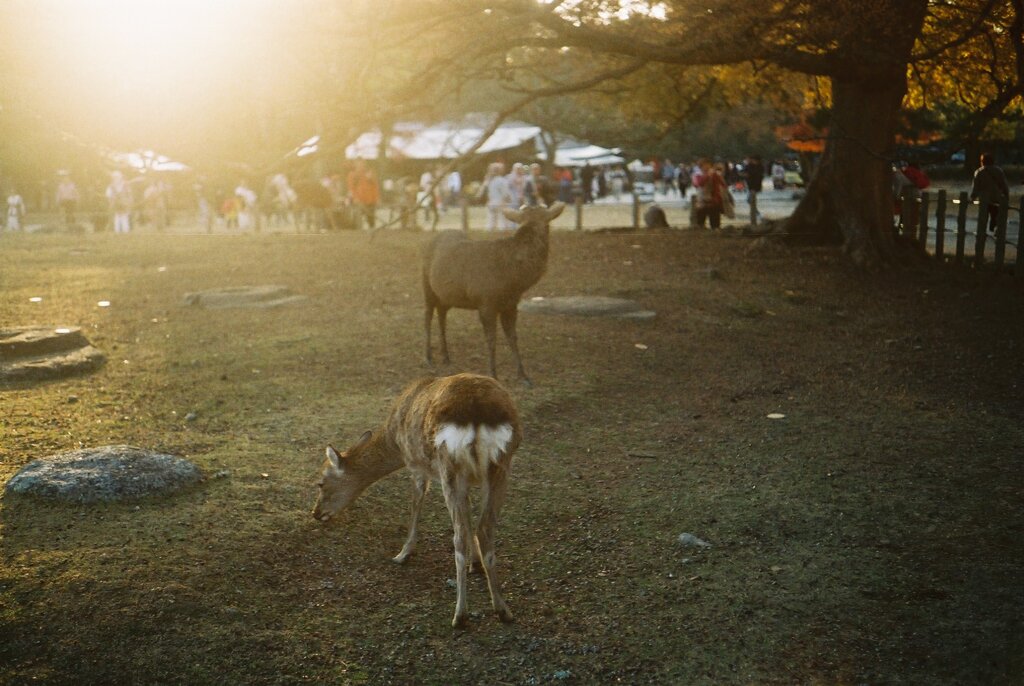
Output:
[897, 190, 1023, 278]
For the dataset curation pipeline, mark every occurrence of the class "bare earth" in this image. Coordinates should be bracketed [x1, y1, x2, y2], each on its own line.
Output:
[0, 227, 1021, 684]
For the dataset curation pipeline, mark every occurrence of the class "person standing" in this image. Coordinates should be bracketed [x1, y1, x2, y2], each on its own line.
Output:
[744, 156, 765, 226]
[771, 161, 786, 190]
[524, 163, 551, 206]
[56, 171, 79, 228]
[106, 171, 133, 234]
[482, 162, 512, 231]
[418, 167, 439, 229]
[661, 159, 677, 197]
[580, 162, 594, 203]
[693, 159, 727, 230]
[445, 168, 462, 211]
[507, 163, 527, 212]
[6, 188, 26, 232]
[347, 159, 381, 230]
[235, 180, 258, 232]
[970, 153, 1010, 235]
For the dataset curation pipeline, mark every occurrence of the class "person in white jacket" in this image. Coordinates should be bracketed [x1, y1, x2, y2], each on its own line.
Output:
[482, 162, 512, 231]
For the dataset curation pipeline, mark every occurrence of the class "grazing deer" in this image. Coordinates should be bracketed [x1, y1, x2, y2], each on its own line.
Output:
[422, 202, 565, 385]
[312, 373, 522, 628]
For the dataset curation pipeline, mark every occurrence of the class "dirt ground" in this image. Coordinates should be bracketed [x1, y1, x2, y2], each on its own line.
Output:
[0, 226, 1022, 684]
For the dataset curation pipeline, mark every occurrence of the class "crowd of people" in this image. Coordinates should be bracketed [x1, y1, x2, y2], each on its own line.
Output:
[2, 153, 1016, 235]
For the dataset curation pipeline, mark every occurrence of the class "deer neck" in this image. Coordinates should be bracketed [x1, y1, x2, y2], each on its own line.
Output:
[511, 224, 549, 276]
[350, 430, 405, 487]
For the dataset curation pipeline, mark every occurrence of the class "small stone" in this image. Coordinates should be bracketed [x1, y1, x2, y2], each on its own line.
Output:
[553, 670, 572, 680]
[67, 395, 79, 404]
[678, 533, 712, 549]
[184, 412, 198, 422]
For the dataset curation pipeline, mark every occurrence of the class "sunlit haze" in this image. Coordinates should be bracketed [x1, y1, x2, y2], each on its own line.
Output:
[5, 0, 294, 158]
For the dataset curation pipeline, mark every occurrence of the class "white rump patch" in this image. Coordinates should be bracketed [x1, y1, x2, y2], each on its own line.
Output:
[434, 422, 513, 475]
[476, 424, 514, 465]
[434, 424, 476, 454]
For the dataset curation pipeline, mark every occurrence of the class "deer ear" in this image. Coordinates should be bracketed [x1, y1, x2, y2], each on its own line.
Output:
[502, 207, 524, 224]
[355, 430, 373, 448]
[326, 445, 343, 469]
[546, 202, 566, 220]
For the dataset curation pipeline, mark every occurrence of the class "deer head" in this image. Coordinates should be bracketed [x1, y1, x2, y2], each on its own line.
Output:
[312, 431, 373, 522]
[502, 202, 565, 227]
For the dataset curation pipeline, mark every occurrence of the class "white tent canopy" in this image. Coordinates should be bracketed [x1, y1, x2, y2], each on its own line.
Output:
[343, 120, 542, 161]
[546, 144, 624, 168]
[108, 149, 190, 172]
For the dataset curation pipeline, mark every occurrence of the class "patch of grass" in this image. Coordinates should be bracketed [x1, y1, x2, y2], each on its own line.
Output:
[1, 229, 1022, 684]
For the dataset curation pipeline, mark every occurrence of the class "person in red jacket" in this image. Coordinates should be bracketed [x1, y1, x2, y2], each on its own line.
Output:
[347, 159, 380, 229]
[693, 159, 727, 230]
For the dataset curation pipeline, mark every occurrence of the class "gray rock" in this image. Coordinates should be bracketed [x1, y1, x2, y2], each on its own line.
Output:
[4, 445, 203, 503]
[519, 296, 655, 320]
[1, 327, 89, 358]
[182, 285, 307, 309]
[0, 327, 106, 384]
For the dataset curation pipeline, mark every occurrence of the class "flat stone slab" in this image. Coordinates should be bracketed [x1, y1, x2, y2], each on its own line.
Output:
[182, 285, 307, 309]
[519, 296, 656, 320]
[4, 445, 203, 503]
[0, 327, 106, 384]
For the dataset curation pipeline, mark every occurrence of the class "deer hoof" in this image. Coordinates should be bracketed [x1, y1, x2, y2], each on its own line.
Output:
[452, 612, 469, 629]
[496, 607, 514, 623]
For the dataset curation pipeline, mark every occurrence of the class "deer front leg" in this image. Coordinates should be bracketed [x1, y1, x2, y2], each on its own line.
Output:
[479, 307, 499, 379]
[424, 303, 435, 365]
[475, 462, 514, 623]
[437, 306, 451, 364]
[441, 469, 473, 628]
[393, 474, 429, 564]
[499, 308, 531, 387]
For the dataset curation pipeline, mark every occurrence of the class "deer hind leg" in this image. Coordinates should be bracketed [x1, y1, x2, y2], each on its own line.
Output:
[393, 474, 429, 564]
[499, 308, 530, 386]
[441, 468, 473, 628]
[475, 461, 513, 623]
[479, 307, 499, 379]
[437, 306, 451, 364]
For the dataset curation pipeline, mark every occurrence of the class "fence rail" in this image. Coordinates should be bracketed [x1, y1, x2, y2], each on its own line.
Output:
[897, 189, 1022, 278]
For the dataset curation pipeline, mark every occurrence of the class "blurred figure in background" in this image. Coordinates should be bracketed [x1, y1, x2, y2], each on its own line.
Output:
[56, 171, 79, 228]
[106, 171, 133, 233]
[970, 153, 1009, 235]
[6, 187, 26, 232]
[744, 155, 765, 226]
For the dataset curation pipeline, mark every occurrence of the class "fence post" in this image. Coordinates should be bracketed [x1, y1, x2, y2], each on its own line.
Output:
[900, 192, 914, 236]
[1017, 196, 1024, 281]
[955, 192, 968, 266]
[975, 200, 990, 269]
[993, 201, 1009, 269]
[460, 197, 469, 232]
[934, 190, 946, 261]
[632, 193, 640, 230]
[575, 194, 583, 231]
[917, 191, 930, 248]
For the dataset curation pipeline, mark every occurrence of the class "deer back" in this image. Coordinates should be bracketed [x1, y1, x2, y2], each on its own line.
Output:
[392, 374, 521, 483]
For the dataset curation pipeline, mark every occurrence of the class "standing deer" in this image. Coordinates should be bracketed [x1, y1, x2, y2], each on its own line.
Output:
[312, 373, 522, 628]
[422, 202, 565, 385]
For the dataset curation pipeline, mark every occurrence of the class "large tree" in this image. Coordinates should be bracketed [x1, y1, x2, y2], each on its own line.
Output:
[374, 0, 1019, 268]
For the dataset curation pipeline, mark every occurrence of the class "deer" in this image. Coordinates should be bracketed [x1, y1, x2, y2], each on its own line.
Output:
[312, 373, 522, 628]
[422, 202, 565, 386]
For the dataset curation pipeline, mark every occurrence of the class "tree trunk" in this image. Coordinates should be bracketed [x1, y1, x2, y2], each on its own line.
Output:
[783, 72, 911, 269]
